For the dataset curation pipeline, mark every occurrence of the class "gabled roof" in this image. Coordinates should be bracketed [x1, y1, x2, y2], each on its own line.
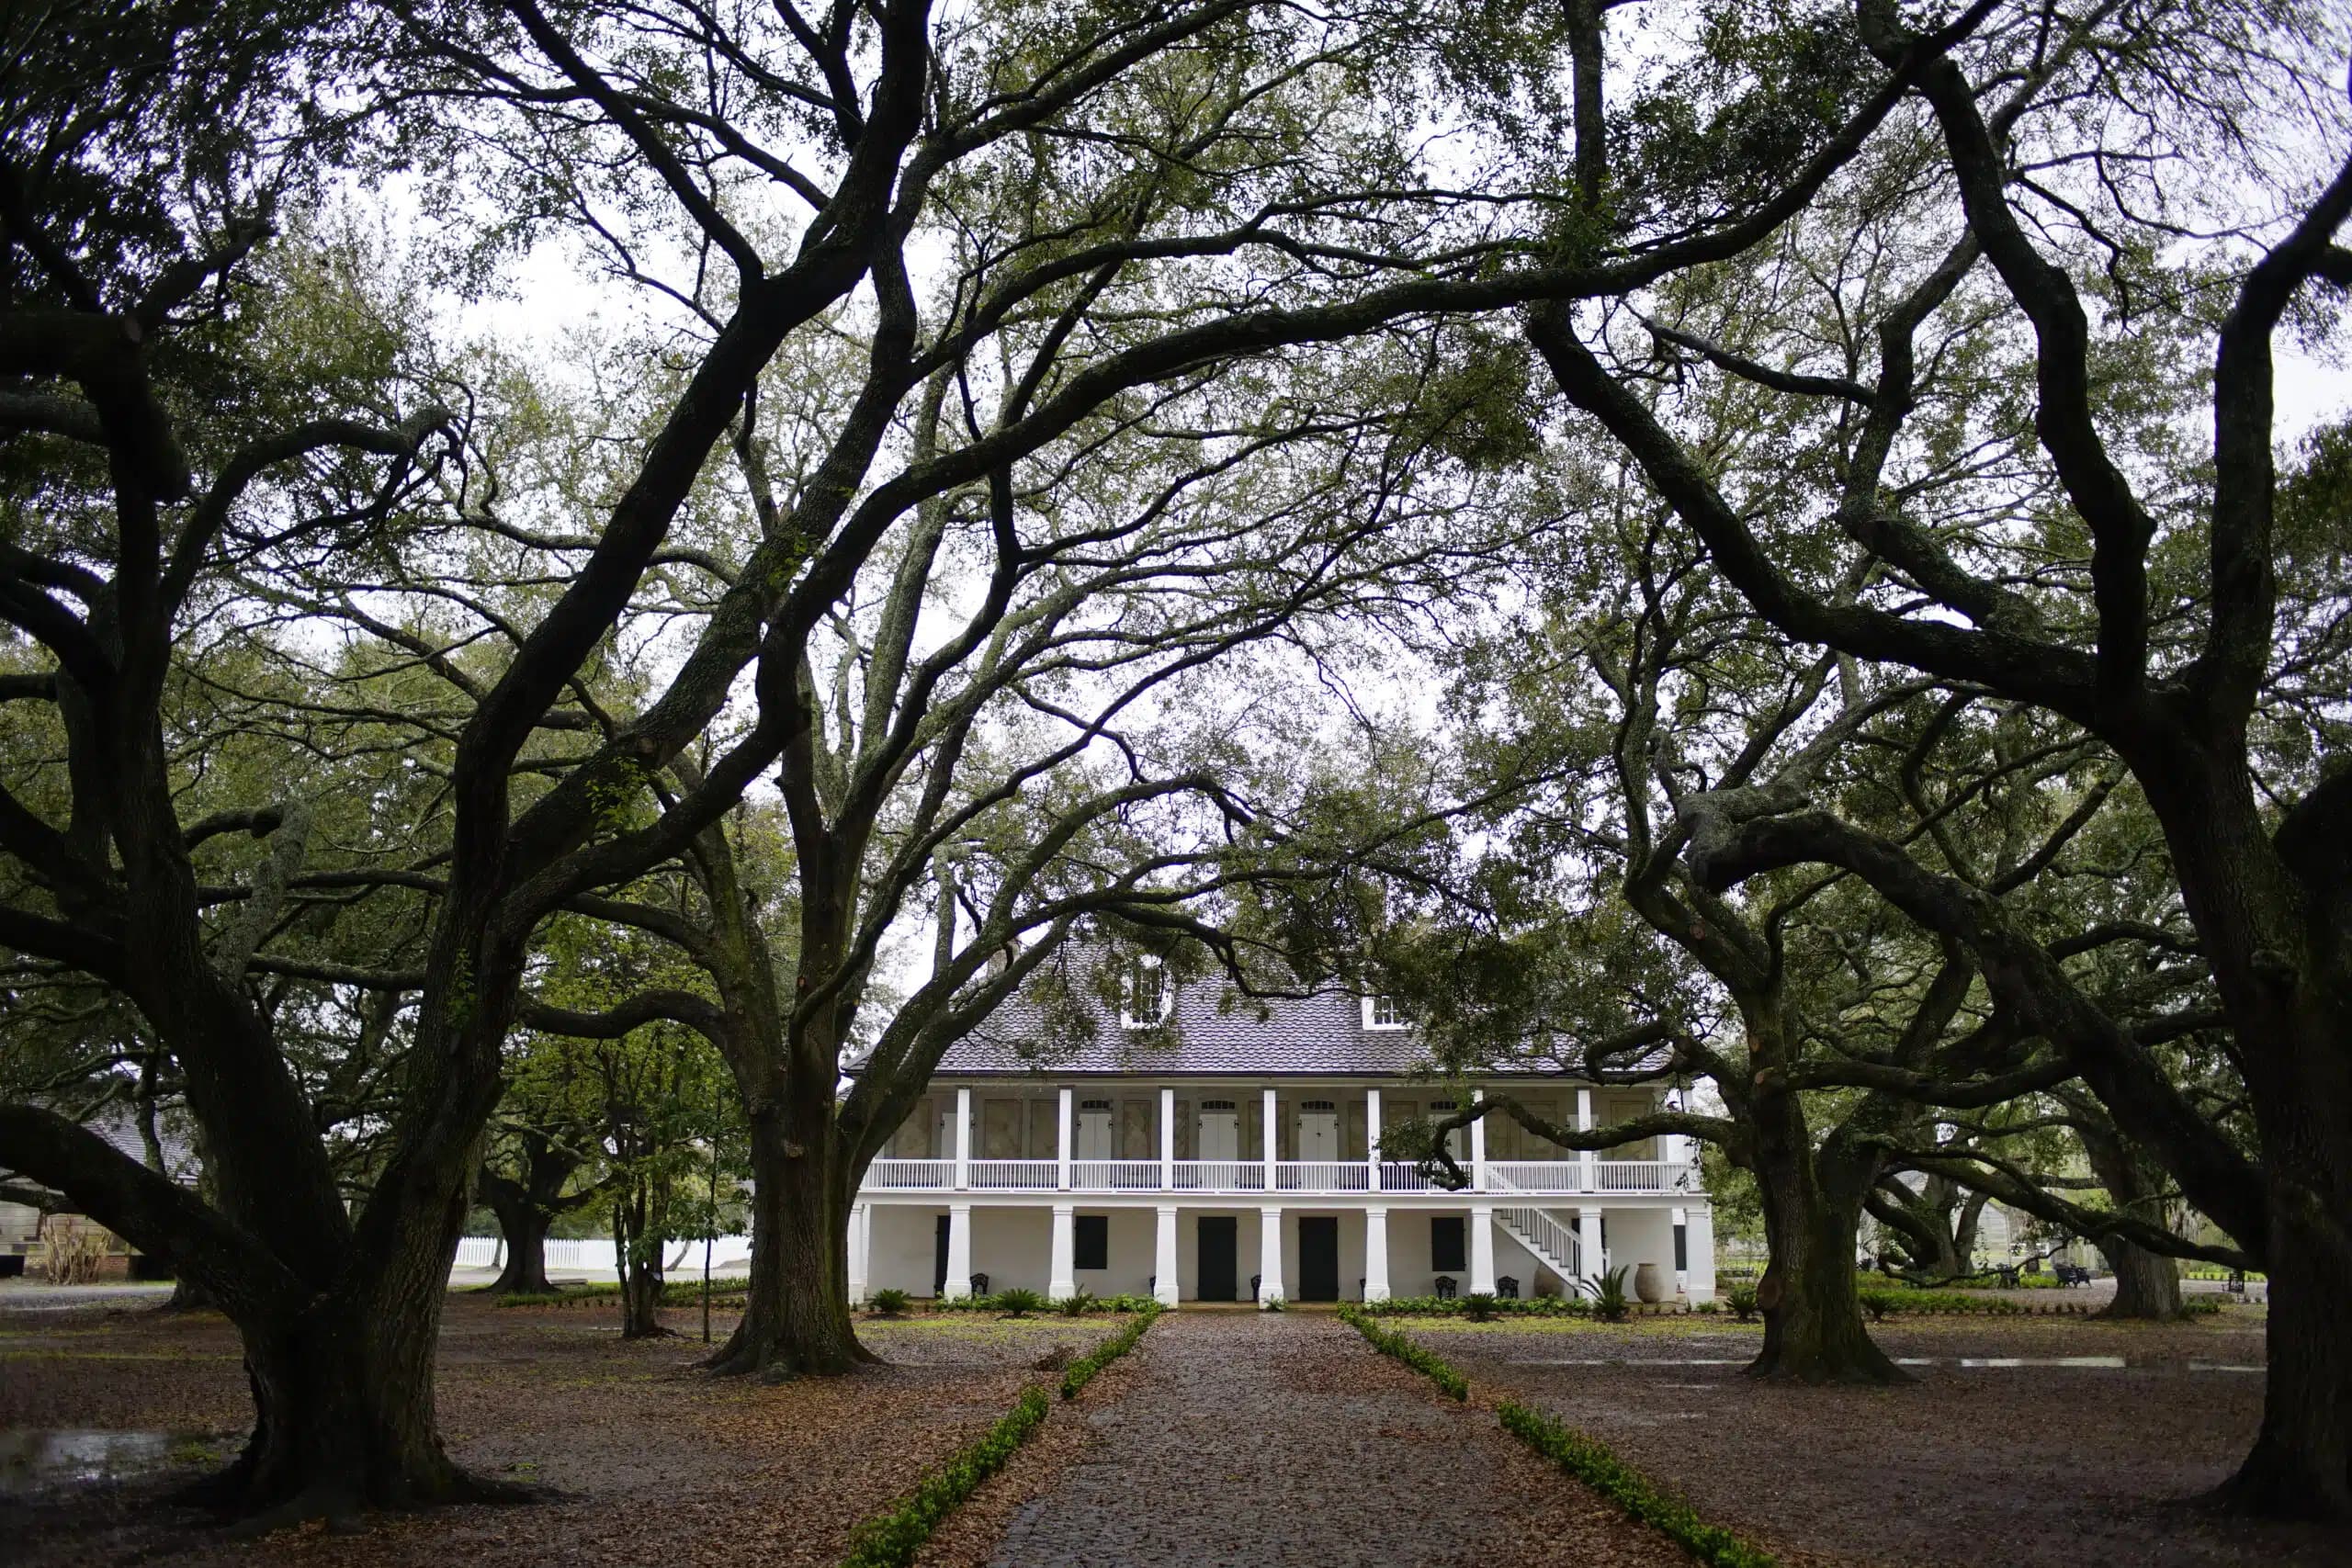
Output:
[936, 980, 1431, 1077]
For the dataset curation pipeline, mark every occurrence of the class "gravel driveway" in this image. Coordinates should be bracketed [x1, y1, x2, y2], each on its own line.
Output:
[984, 1311, 1684, 1568]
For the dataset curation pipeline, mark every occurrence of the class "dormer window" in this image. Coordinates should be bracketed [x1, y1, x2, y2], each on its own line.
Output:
[1363, 994, 1408, 1030]
[1122, 954, 1169, 1027]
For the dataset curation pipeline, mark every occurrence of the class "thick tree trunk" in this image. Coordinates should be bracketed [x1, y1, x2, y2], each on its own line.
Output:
[706, 1107, 874, 1378]
[485, 1202, 555, 1297]
[1748, 1110, 1906, 1385]
[2210, 1100, 2352, 1517]
[613, 1196, 671, 1339]
[177, 1229, 526, 1521]
[2098, 1237, 2181, 1320]
[2129, 749, 2352, 1517]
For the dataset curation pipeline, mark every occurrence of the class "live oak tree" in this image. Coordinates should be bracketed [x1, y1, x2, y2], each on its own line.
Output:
[1516, 0, 2352, 1512]
[0, 0, 1578, 1509]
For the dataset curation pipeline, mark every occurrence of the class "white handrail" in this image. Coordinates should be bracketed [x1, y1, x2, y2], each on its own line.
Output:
[1070, 1159, 1161, 1190]
[1494, 1206, 1582, 1279]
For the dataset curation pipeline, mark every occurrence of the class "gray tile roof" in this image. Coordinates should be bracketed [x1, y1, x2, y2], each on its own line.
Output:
[928, 976, 1575, 1078]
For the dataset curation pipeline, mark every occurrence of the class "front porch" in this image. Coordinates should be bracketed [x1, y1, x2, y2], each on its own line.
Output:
[849, 1199, 1713, 1308]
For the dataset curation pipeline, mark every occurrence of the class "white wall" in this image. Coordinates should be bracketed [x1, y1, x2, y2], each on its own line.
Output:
[1607, 1205, 1678, 1301]
[856, 1201, 1695, 1302]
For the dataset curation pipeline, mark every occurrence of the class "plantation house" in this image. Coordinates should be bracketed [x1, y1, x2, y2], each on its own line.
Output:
[847, 962, 1713, 1306]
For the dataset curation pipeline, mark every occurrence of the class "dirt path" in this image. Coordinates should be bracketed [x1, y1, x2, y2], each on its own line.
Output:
[978, 1311, 1684, 1568]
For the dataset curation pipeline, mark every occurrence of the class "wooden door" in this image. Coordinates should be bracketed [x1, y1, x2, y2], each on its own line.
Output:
[1299, 1216, 1339, 1301]
[1197, 1215, 1238, 1301]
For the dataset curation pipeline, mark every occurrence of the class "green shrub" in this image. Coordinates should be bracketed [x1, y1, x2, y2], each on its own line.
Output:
[1463, 1292, 1498, 1323]
[868, 1288, 912, 1316]
[1060, 1303, 1161, 1399]
[1262, 1292, 1286, 1313]
[992, 1288, 1046, 1318]
[1102, 1292, 1159, 1314]
[1580, 1265, 1633, 1323]
[1695, 1301, 1720, 1315]
[1338, 1304, 1469, 1400]
[1726, 1284, 1759, 1323]
[1499, 1401, 1778, 1568]
[1354, 1293, 1592, 1319]
[2180, 1296, 2225, 1317]
[1057, 1289, 1095, 1318]
[838, 1385, 1049, 1568]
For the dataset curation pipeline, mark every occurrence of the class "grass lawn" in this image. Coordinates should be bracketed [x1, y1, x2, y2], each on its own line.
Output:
[1403, 1304, 2352, 1568]
[1, 1290, 1114, 1567]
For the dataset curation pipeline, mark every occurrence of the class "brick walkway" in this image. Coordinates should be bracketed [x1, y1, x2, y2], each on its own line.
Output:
[982, 1311, 1682, 1568]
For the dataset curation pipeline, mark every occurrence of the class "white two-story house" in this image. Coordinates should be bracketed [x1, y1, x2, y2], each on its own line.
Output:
[846, 961, 1713, 1307]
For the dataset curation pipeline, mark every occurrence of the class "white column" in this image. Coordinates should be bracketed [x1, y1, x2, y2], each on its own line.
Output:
[1576, 1086, 1596, 1192]
[1363, 1206, 1391, 1302]
[944, 1201, 974, 1298]
[1262, 1086, 1279, 1193]
[1577, 1206, 1604, 1283]
[1160, 1085, 1176, 1190]
[1048, 1202, 1077, 1300]
[1154, 1203, 1181, 1305]
[1469, 1087, 1487, 1191]
[1365, 1087, 1383, 1193]
[1469, 1202, 1496, 1295]
[1057, 1087, 1073, 1191]
[847, 1201, 870, 1303]
[1259, 1204, 1285, 1306]
[955, 1085, 973, 1191]
[1685, 1204, 1717, 1303]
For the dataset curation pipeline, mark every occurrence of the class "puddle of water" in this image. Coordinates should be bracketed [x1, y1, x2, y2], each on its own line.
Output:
[0, 1429, 212, 1495]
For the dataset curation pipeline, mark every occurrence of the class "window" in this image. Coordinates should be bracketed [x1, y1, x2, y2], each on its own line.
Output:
[1430, 1215, 1466, 1272]
[1363, 994, 1408, 1029]
[1074, 1215, 1109, 1271]
[1122, 955, 1169, 1026]
[1301, 1099, 1336, 1112]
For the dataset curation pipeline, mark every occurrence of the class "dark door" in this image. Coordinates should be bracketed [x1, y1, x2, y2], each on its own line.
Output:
[934, 1213, 950, 1295]
[1198, 1215, 1238, 1301]
[1299, 1216, 1340, 1302]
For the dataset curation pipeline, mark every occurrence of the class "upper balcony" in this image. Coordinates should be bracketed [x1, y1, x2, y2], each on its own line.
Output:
[858, 1156, 1702, 1198]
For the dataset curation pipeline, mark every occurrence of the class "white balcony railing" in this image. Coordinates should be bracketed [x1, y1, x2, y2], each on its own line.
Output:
[967, 1159, 1058, 1190]
[1275, 1161, 1372, 1191]
[866, 1158, 956, 1190]
[1070, 1159, 1162, 1190]
[856, 1155, 1702, 1196]
[1174, 1160, 1264, 1190]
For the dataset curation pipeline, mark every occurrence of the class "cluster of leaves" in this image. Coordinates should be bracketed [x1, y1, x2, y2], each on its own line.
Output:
[1498, 1401, 1780, 1568]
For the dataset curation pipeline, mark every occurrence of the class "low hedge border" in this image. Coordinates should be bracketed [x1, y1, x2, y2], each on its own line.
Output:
[1344, 1306, 1772, 1565]
[490, 1280, 747, 1310]
[837, 1304, 1162, 1568]
[1498, 1400, 1780, 1568]
[1060, 1303, 1161, 1399]
[1338, 1303, 1468, 1400]
[838, 1384, 1049, 1568]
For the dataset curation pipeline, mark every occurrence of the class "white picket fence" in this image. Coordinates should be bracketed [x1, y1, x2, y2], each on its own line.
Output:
[451, 1235, 752, 1275]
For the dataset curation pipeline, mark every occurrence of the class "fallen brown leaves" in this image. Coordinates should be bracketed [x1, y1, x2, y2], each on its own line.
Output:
[1, 1292, 1122, 1568]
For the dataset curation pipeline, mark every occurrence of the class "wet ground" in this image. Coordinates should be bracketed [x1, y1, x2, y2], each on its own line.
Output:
[1408, 1309, 2351, 1568]
[980, 1310, 1684, 1568]
[0, 1292, 1119, 1567]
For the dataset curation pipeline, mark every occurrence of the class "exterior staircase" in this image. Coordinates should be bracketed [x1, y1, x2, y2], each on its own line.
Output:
[1492, 1204, 1582, 1288]
[1487, 1169, 1585, 1287]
